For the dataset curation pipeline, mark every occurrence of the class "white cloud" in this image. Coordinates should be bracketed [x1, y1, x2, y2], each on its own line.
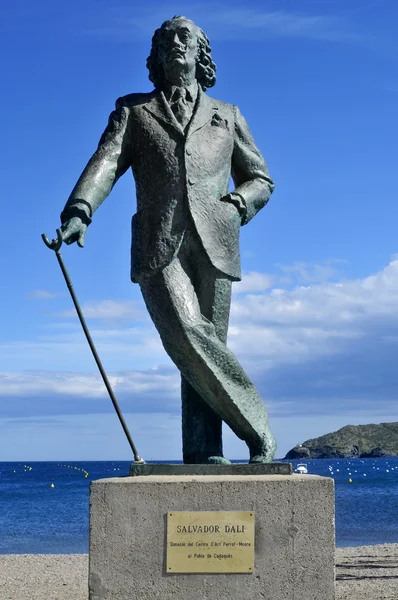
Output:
[58, 299, 146, 321]
[233, 257, 398, 329]
[3, 256, 398, 426]
[29, 289, 58, 299]
[227, 258, 398, 384]
[0, 368, 179, 400]
[227, 257, 398, 420]
[233, 271, 273, 294]
[209, 9, 365, 44]
[81, 3, 370, 47]
[276, 259, 346, 284]
[0, 324, 165, 371]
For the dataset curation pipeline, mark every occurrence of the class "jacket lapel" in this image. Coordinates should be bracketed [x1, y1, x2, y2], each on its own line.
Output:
[142, 87, 218, 138]
[143, 91, 183, 135]
[186, 87, 219, 138]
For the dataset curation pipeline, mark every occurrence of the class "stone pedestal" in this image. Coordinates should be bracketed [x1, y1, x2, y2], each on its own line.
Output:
[89, 475, 335, 600]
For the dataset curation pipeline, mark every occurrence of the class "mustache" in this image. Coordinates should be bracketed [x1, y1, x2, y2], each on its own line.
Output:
[169, 46, 186, 57]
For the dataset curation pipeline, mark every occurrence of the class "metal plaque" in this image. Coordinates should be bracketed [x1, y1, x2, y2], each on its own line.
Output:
[166, 511, 255, 573]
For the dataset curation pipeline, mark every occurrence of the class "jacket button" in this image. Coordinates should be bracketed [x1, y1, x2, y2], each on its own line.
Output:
[188, 178, 195, 185]
[186, 148, 192, 156]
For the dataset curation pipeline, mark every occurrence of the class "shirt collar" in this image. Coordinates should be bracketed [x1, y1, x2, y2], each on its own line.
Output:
[164, 80, 198, 104]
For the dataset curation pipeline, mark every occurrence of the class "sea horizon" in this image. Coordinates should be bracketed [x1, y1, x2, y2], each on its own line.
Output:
[1, 457, 397, 553]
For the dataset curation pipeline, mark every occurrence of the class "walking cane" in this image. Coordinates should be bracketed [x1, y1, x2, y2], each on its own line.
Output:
[41, 228, 145, 464]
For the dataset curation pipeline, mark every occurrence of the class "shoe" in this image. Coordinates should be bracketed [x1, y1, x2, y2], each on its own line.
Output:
[207, 456, 231, 465]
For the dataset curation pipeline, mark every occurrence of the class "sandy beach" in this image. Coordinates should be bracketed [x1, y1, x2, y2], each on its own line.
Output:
[0, 544, 397, 599]
[335, 544, 398, 599]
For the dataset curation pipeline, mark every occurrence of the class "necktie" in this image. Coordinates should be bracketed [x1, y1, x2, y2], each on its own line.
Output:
[170, 88, 190, 129]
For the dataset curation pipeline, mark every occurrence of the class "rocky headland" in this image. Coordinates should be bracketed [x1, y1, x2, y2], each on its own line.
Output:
[284, 422, 398, 459]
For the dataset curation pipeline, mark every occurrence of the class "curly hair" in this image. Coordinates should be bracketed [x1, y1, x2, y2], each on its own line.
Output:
[146, 16, 216, 91]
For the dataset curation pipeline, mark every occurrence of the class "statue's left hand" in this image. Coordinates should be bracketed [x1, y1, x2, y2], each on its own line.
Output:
[220, 193, 247, 218]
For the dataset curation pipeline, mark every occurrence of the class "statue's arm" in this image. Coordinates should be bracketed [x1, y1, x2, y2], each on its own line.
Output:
[60, 98, 131, 245]
[229, 105, 274, 225]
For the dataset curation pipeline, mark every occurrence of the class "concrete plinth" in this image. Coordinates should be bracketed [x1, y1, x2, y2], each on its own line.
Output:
[129, 462, 292, 476]
[89, 475, 335, 600]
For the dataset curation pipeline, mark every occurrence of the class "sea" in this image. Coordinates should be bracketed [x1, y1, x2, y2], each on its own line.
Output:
[1, 458, 397, 554]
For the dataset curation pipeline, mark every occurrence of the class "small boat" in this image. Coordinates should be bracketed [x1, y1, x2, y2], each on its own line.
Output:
[294, 463, 308, 474]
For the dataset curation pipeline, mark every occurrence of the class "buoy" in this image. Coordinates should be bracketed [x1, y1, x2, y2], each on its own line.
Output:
[50, 483, 55, 488]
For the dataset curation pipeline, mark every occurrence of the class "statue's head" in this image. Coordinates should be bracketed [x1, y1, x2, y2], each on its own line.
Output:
[147, 16, 216, 91]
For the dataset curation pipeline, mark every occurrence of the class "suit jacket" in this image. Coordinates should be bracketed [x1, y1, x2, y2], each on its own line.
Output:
[61, 86, 274, 282]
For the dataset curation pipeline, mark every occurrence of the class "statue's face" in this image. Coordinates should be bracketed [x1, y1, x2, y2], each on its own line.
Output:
[158, 18, 200, 82]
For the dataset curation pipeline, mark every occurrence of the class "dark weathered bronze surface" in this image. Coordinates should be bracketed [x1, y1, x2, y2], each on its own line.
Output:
[57, 16, 276, 464]
[129, 463, 292, 477]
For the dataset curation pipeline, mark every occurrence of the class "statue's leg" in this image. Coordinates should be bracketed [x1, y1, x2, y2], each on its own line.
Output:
[181, 379, 223, 463]
[181, 277, 231, 464]
[140, 256, 276, 463]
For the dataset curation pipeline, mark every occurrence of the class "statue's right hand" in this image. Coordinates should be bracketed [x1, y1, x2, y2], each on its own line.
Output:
[60, 217, 87, 247]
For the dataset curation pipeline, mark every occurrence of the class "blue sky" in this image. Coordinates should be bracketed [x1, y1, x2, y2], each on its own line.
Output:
[1, 0, 397, 460]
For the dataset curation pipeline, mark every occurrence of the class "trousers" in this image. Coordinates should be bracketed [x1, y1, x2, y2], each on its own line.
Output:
[139, 219, 275, 463]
